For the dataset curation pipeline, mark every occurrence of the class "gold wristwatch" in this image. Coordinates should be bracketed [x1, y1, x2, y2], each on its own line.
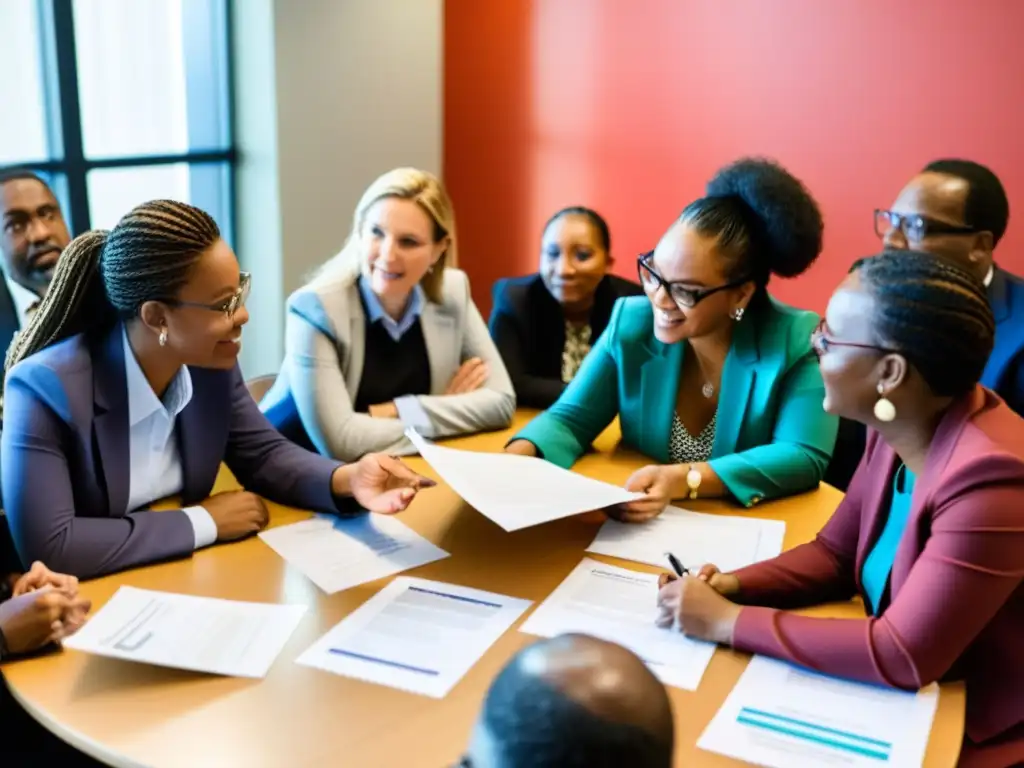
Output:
[686, 464, 702, 500]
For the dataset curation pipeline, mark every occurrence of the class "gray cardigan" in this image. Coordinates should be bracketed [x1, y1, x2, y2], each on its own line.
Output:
[261, 268, 515, 461]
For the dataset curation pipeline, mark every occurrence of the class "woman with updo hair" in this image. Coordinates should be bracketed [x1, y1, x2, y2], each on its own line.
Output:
[507, 158, 837, 519]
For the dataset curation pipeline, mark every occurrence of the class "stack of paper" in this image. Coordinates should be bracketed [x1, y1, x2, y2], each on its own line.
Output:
[698, 655, 939, 767]
[297, 577, 531, 698]
[63, 586, 306, 678]
[406, 429, 641, 531]
[519, 558, 717, 691]
[587, 505, 785, 573]
[258, 513, 449, 594]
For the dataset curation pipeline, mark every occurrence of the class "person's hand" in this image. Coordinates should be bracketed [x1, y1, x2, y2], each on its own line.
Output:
[445, 358, 489, 394]
[655, 574, 741, 645]
[337, 453, 437, 514]
[657, 564, 740, 597]
[203, 491, 270, 541]
[12, 561, 79, 598]
[368, 402, 399, 419]
[503, 440, 538, 457]
[0, 590, 92, 655]
[607, 464, 683, 523]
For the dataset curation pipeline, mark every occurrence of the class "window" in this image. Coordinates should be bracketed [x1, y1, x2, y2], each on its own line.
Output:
[0, 0, 234, 239]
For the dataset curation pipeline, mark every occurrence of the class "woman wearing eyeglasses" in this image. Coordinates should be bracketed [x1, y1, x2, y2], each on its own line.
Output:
[657, 250, 1024, 766]
[0, 200, 433, 579]
[506, 158, 837, 519]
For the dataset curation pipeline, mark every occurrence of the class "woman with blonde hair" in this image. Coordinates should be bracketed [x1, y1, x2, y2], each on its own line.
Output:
[262, 168, 515, 461]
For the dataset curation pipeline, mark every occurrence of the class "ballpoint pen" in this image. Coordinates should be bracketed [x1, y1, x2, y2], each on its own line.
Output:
[665, 552, 689, 578]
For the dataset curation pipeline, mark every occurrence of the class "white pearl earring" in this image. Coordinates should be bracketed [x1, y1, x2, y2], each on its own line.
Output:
[158, 327, 168, 347]
[873, 382, 896, 422]
[730, 307, 745, 321]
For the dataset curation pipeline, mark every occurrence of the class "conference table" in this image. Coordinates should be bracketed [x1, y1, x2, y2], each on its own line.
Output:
[3, 412, 965, 767]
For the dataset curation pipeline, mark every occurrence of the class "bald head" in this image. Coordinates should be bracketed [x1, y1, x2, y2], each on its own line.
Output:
[463, 634, 674, 768]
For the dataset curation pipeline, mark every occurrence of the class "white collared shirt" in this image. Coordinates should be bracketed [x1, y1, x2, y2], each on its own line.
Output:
[4, 273, 41, 329]
[122, 329, 218, 549]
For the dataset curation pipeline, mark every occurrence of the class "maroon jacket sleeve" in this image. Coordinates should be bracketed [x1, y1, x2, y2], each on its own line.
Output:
[728, 439, 873, 609]
[732, 454, 1024, 690]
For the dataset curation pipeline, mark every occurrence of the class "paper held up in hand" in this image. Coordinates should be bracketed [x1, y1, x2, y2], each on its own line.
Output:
[405, 429, 642, 531]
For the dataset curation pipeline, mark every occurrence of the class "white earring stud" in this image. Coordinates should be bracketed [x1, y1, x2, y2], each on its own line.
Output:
[158, 327, 168, 347]
[873, 382, 896, 422]
[730, 307, 745, 321]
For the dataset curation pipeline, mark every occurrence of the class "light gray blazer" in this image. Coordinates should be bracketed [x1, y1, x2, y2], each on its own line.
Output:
[261, 268, 515, 461]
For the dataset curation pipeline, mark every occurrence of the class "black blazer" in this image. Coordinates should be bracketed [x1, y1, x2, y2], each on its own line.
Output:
[488, 273, 643, 408]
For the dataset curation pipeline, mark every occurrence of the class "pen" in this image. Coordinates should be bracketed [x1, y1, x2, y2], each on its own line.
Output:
[665, 552, 689, 578]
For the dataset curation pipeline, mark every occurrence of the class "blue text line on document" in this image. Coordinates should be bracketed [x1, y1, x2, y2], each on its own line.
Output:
[738, 707, 891, 761]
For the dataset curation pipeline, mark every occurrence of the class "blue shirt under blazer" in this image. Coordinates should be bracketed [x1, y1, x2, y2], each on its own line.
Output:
[1, 323, 345, 579]
[512, 294, 839, 507]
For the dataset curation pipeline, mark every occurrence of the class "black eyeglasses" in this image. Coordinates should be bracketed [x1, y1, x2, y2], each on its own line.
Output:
[162, 272, 251, 321]
[810, 317, 900, 357]
[637, 253, 750, 309]
[874, 209, 978, 243]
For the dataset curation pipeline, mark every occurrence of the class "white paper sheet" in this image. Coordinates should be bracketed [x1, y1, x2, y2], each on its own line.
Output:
[62, 586, 306, 678]
[519, 558, 717, 691]
[406, 429, 641, 531]
[587, 505, 786, 573]
[296, 576, 532, 698]
[698, 655, 939, 768]
[258, 513, 449, 594]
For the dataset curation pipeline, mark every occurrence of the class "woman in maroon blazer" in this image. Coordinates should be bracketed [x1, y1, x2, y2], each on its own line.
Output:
[657, 250, 1024, 767]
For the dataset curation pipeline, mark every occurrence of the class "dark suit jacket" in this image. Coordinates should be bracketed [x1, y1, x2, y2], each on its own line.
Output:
[1, 324, 344, 579]
[825, 265, 1024, 492]
[732, 386, 1024, 767]
[488, 273, 643, 408]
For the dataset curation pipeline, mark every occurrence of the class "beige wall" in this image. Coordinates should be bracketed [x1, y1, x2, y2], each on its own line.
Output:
[232, 0, 444, 378]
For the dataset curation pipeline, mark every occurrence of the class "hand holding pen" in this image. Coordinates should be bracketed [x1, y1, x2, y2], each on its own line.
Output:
[658, 553, 740, 597]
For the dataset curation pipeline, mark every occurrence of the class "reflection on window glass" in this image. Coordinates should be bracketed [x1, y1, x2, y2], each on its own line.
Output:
[74, 0, 228, 159]
[0, 0, 51, 164]
[86, 163, 231, 238]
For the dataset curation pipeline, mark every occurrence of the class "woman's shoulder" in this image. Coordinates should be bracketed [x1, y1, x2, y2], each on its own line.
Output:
[948, 390, 1024, 478]
[7, 332, 92, 385]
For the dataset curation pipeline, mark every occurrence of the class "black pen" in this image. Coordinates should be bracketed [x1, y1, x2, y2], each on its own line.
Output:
[665, 552, 689, 578]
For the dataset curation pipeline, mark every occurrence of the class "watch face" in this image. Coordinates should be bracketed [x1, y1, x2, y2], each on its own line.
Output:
[687, 469, 701, 488]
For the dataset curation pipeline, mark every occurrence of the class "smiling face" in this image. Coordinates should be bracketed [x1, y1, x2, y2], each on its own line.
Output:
[643, 221, 754, 345]
[0, 177, 72, 295]
[140, 238, 250, 370]
[360, 196, 447, 309]
[539, 213, 610, 309]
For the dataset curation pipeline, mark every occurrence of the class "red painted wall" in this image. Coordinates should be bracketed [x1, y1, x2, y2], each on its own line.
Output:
[444, 0, 1024, 316]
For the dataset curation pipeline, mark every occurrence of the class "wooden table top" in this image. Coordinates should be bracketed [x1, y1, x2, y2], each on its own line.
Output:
[2, 414, 965, 767]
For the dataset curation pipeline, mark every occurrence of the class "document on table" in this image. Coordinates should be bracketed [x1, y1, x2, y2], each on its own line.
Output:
[62, 586, 306, 678]
[296, 576, 532, 698]
[587, 505, 785, 573]
[519, 558, 717, 691]
[259, 513, 449, 594]
[698, 655, 939, 768]
[406, 429, 641, 531]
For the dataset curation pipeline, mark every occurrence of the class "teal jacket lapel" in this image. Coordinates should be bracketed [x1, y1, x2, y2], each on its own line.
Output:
[713, 315, 758, 458]
[638, 338, 682, 464]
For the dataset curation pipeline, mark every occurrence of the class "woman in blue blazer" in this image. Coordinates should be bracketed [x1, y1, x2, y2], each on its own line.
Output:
[0, 200, 433, 579]
[508, 159, 838, 518]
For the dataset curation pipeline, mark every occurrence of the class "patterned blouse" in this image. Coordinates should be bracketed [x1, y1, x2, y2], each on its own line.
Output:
[561, 321, 593, 383]
[668, 411, 716, 464]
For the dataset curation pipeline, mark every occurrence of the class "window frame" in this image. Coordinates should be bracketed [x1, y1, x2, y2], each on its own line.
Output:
[11, 0, 237, 241]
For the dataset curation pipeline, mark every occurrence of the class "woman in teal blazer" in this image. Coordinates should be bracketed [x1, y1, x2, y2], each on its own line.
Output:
[508, 158, 838, 518]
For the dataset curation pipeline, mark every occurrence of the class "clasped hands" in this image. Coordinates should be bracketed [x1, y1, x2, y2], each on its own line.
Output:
[655, 564, 743, 646]
[0, 561, 92, 656]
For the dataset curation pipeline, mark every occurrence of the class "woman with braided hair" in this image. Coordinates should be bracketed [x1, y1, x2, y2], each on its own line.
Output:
[507, 157, 838, 518]
[0, 199, 434, 580]
[658, 250, 1024, 767]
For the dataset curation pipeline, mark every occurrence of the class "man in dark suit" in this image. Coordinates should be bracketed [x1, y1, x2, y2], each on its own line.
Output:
[0, 168, 71, 354]
[459, 634, 675, 768]
[826, 158, 1024, 490]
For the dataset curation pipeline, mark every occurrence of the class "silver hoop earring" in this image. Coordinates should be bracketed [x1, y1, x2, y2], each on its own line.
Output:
[873, 381, 896, 422]
[158, 327, 168, 347]
[730, 307, 745, 322]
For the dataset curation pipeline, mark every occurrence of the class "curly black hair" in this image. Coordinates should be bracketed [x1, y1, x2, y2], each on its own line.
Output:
[922, 159, 1009, 246]
[851, 249, 994, 397]
[680, 157, 824, 286]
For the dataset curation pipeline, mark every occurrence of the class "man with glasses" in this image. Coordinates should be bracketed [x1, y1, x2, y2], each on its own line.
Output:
[0, 168, 71, 353]
[456, 634, 674, 768]
[876, 159, 1024, 415]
